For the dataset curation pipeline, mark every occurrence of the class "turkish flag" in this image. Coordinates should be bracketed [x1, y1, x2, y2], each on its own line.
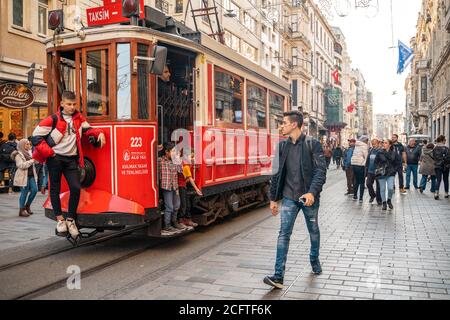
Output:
[332, 69, 340, 85]
[347, 102, 355, 113]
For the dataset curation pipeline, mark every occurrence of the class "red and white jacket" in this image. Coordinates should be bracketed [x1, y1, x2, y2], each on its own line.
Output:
[31, 108, 103, 167]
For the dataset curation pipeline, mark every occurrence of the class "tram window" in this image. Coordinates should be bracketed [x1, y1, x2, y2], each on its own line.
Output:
[247, 82, 267, 128]
[269, 92, 284, 131]
[215, 68, 242, 126]
[60, 53, 76, 92]
[137, 43, 150, 120]
[86, 49, 109, 117]
[58, 50, 82, 112]
[117, 43, 131, 120]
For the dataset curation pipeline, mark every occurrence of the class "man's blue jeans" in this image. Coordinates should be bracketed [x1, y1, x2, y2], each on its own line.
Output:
[405, 164, 418, 188]
[274, 197, 320, 280]
[420, 175, 436, 192]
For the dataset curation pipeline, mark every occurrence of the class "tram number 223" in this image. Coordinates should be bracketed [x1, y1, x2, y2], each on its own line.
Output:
[130, 137, 143, 148]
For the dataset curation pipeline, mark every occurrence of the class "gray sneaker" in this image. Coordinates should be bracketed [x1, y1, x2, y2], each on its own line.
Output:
[162, 226, 179, 235]
[172, 221, 187, 230]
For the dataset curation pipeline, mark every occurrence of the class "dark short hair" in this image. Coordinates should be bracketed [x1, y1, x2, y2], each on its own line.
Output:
[436, 135, 446, 143]
[8, 133, 16, 141]
[423, 140, 427, 145]
[0, 132, 3, 139]
[426, 143, 434, 149]
[163, 141, 175, 152]
[283, 111, 304, 129]
[392, 134, 399, 139]
[61, 91, 76, 101]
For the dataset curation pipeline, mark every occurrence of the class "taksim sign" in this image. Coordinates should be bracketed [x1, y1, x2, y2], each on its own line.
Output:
[0, 83, 35, 109]
[86, 0, 144, 27]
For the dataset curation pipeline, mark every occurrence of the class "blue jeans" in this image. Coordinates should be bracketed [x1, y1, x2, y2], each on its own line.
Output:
[405, 164, 418, 188]
[162, 189, 180, 227]
[378, 176, 395, 202]
[420, 175, 436, 192]
[274, 197, 320, 280]
[19, 177, 38, 208]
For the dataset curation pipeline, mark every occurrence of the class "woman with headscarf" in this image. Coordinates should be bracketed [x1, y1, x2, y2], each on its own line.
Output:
[11, 139, 38, 217]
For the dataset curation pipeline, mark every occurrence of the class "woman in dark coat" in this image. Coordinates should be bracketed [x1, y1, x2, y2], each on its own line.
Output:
[419, 143, 436, 193]
[375, 139, 401, 211]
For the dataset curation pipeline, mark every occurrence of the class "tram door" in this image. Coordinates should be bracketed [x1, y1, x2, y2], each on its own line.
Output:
[157, 44, 196, 147]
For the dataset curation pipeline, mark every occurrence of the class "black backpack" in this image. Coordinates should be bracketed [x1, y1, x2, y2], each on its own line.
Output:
[0, 142, 17, 163]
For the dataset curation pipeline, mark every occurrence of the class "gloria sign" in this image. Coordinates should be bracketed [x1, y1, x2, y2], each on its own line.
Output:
[0, 83, 35, 109]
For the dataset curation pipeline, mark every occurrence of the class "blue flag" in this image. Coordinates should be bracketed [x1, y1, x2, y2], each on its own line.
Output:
[397, 40, 414, 74]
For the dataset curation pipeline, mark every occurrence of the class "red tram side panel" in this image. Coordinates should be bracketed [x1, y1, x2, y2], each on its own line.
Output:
[43, 123, 158, 217]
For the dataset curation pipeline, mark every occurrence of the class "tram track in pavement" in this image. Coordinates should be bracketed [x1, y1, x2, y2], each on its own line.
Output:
[2, 203, 273, 300]
[4, 170, 343, 300]
[0, 224, 148, 273]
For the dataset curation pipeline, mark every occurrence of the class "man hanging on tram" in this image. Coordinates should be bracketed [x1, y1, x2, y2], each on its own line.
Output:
[31, 90, 106, 240]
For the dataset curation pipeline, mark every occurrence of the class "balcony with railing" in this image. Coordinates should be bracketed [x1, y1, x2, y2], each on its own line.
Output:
[280, 58, 294, 73]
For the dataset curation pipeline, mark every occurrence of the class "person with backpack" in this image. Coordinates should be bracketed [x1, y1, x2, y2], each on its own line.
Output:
[11, 139, 39, 217]
[0, 133, 18, 193]
[333, 145, 343, 169]
[264, 111, 327, 289]
[432, 135, 449, 200]
[419, 143, 436, 194]
[31, 91, 106, 239]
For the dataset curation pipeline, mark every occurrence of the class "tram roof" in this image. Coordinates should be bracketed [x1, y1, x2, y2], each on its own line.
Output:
[45, 25, 290, 94]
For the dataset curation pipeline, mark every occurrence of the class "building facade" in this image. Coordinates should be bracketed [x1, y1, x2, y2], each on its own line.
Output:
[406, 0, 450, 144]
[375, 113, 406, 143]
[0, 0, 103, 139]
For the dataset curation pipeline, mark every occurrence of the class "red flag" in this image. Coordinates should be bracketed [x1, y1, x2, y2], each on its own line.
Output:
[347, 102, 355, 113]
[332, 69, 340, 85]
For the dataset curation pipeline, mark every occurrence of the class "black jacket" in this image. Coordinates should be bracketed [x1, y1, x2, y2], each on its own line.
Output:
[269, 134, 327, 201]
[0, 141, 17, 171]
[375, 149, 401, 178]
[433, 144, 449, 169]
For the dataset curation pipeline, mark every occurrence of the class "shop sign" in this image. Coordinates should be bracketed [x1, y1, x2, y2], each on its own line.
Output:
[0, 83, 35, 109]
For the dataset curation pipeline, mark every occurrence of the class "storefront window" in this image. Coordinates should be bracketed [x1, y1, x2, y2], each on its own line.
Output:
[26, 106, 48, 137]
[0, 107, 23, 139]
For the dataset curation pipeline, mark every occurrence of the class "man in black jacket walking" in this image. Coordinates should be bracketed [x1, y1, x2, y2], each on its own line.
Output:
[264, 111, 327, 289]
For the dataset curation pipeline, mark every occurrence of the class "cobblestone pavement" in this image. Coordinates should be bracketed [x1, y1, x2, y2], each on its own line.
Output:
[0, 191, 54, 251]
[1, 169, 450, 300]
[117, 169, 450, 300]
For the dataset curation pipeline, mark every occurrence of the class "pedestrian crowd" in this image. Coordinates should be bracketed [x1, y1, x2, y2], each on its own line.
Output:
[330, 133, 450, 211]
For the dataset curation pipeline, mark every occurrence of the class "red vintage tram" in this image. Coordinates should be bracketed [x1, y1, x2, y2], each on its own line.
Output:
[42, 6, 290, 237]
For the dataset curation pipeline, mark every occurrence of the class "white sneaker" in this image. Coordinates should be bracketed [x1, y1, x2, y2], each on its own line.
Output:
[66, 219, 80, 238]
[56, 220, 68, 236]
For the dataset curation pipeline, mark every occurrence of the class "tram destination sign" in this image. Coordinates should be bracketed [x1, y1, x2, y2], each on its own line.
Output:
[86, 0, 144, 27]
[0, 83, 35, 109]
